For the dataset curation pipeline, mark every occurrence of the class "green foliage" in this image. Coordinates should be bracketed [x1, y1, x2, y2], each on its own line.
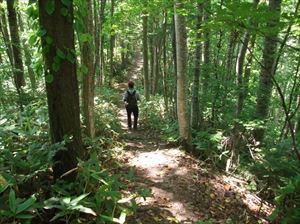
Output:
[0, 188, 39, 222]
[139, 95, 167, 130]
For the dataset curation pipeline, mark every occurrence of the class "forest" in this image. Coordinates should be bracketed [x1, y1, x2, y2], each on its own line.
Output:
[0, 0, 299, 223]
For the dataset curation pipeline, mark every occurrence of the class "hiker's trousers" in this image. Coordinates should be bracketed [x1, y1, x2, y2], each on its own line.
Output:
[126, 105, 139, 129]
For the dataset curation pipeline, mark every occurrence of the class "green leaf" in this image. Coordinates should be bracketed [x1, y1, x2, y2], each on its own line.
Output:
[66, 52, 74, 63]
[45, 74, 54, 83]
[52, 62, 60, 72]
[9, 189, 17, 214]
[29, 35, 37, 45]
[81, 65, 88, 75]
[45, 0, 55, 15]
[16, 195, 37, 214]
[70, 193, 89, 206]
[79, 33, 91, 43]
[61, 0, 71, 7]
[37, 28, 47, 37]
[56, 48, 66, 59]
[60, 7, 68, 17]
[15, 214, 35, 219]
[45, 36, 53, 45]
[50, 211, 67, 222]
[73, 205, 96, 216]
[0, 175, 9, 194]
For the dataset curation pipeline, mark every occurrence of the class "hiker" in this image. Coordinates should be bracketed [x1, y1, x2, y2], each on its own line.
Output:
[123, 80, 140, 130]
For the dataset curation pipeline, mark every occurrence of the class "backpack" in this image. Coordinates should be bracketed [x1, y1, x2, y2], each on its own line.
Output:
[127, 90, 137, 107]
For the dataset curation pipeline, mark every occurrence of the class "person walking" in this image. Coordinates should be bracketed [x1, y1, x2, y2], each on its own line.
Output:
[123, 80, 140, 130]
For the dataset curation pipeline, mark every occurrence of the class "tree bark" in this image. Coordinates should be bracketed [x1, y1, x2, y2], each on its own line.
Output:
[142, 2, 149, 100]
[38, 0, 84, 180]
[82, 0, 95, 138]
[202, 0, 211, 99]
[254, 0, 282, 142]
[98, 0, 106, 85]
[191, 3, 203, 130]
[6, 0, 25, 90]
[18, 12, 36, 90]
[109, 0, 115, 85]
[162, 11, 168, 112]
[236, 0, 259, 117]
[0, 3, 14, 69]
[174, 0, 191, 147]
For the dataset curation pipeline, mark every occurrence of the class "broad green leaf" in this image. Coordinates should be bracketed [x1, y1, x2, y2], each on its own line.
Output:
[66, 52, 75, 63]
[45, 74, 54, 83]
[0, 174, 9, 194]
[52, 62, 60, 72]
[62, 197, 71, 204]
[37, 29, 47, 37]
[9, 189, 17, 214]
[72, 205, 97, 216]
[15, 213, 35, 219]
[70, 193, 89, 206]
[16, 195, 37, 214]
[50, 211, 67, 222]
[60, 7, 68, 17]
[46, 36, 53, 45]
[56, 48, 66, 59]
[61, 0, 71, 7]
[29, 35, 37, 45]
[45, 0, 55, 15]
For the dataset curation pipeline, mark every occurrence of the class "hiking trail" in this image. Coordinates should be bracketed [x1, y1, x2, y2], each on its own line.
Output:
[113, 53, 274, 224]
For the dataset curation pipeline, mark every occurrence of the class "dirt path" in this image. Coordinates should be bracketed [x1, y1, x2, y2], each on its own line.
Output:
[114, 54, 274, 224]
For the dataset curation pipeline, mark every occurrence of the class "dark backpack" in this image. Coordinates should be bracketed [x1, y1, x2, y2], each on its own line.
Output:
[127, 90, 137, 107]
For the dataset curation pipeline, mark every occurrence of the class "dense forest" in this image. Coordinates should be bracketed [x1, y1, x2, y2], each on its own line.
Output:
[0, 0, 299, 223]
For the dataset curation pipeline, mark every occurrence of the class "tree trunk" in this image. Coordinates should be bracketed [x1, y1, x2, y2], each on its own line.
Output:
[174, 0, 191, 147]
[109, 0, 115, 85]
[191, 3, 203, 130]
[254, 0, 282, 142]
[142, 2, 149, 100]
[171, 15, 177, 118]
[18, 12, 36, 90]
[6, 0, 25, 90]
[202, 0, 211, 99]
[236, 0, 260, 117]
[82, 0, 95, 138]
[162, 11, 168, 112]
[0, 3, 14, 69]
[99, 0, 106, 85]
[38, 0, 84, 180]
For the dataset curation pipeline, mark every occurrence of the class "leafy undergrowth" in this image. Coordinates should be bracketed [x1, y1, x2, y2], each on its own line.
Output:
[0, 87, 137, 224]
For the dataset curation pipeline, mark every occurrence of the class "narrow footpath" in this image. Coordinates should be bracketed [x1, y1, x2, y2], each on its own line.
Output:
[113, 53, 273, 224]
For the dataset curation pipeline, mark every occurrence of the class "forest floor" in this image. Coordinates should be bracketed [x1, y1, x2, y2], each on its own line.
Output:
[112, 54, 274, 224]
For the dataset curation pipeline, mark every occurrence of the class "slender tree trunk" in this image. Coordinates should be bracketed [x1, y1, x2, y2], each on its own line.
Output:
[174, 0, 191, 147]
[254, 0, 282, 142]
[82, 0, 95, 138]
[149, 20, 154, 94]
[0, 3, 14, 69]
[38, 0, 84, 180]
[6, 0, 25, 90]
[236, 32, 251, 117]
[191, 3, 203, 130]
[162, 11, 168, 112]
[171, 16, 177, 118]
[18, 13, 36, 90]
[225, 30, 239, 87]
[203, 0, 211, 99]
[99, 0, 106, 85]
[236, 0, 259, 117]
[109, 0, 115, 85]
[142, 2, 149, 100]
